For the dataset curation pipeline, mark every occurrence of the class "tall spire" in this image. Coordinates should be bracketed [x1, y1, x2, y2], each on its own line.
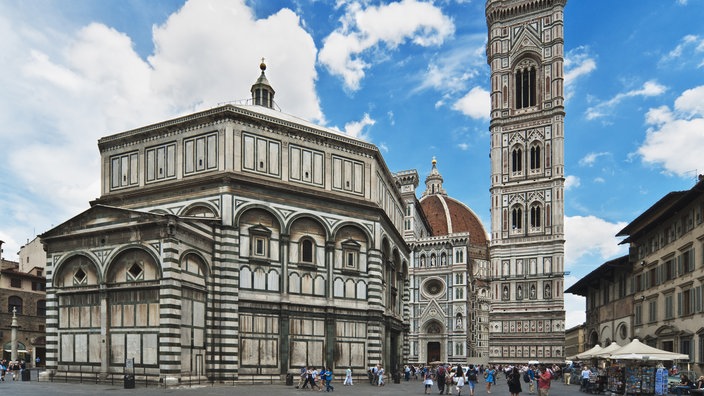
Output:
[422, 157, 446, 197]
[251, 58, 275, 108]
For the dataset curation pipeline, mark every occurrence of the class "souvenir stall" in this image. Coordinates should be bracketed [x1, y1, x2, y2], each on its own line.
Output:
[608, 339, 689, 396]
[595, 342, 627, 395]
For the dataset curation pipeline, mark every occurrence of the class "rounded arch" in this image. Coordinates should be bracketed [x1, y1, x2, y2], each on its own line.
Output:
[289, 215, 327, 265]
[181, 202, 219, 218]
[234, 203, 285, 230]
[53, 253, 102, 287]
[105, 246, 161, 284]
[285, 213, 331, 240]
[587, 330, 598, 348]
[331, 221, 373, 245]
[180, 250, 210, 287]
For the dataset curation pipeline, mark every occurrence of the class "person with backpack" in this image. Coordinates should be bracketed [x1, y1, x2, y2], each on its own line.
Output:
[437, 364, 447, 394]
[508, 366, 523, 396]
[526, 365, 536, 394]
[465, 365, 478, 396]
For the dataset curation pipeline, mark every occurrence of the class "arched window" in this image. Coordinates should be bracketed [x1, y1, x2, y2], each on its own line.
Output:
[511, 148, 523, 173]
[515, 66, 537, 109]
[511, 207, 523, 230]
[530, 205, 542, 228]
[530, 144, 541, 170]
[300, 238, 314, 263]
[8, 296, 22, 314]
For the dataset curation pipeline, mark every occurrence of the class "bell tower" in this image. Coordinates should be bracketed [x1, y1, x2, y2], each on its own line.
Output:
[485, 0, 566, 364]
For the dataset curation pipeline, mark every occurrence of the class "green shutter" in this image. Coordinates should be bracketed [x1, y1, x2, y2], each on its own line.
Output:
[677, 292, 682, 317]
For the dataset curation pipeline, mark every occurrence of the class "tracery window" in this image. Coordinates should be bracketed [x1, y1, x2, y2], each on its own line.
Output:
[515, 63, 537, 109]
[530, 205, 542, 228]
[511, 148, 523, 173]
[530, 144, 541, 171]
[511, 207, 523, 230]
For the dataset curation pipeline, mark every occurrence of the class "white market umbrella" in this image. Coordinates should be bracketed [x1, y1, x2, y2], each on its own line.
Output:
[593, 341, 624, 358]
[570, 344, 604, 360]
[609, 339, 689, 361]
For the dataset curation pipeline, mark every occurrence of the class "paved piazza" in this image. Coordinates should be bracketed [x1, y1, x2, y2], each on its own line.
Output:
[2, 376, 581, 396]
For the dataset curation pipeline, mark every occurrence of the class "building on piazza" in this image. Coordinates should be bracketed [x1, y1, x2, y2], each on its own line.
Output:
[41, 63, 410, 384]
[397, 160, 490, 366]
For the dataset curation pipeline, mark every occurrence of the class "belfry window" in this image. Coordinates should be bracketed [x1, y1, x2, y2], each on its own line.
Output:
[515, 67, 536, 109]
[530, 205, 542, 228]
[511, 148, 523, 173]
[511, 207, 523, 230]
[530, 145, 541, 170]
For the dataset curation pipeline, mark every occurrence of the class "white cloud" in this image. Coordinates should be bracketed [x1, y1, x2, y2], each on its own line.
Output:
[593, 177, 605, 184]
[457, 143, 469, 151]
[318, 0, 454, 91]
[564, 275, 587, 329]
[565, 215, 628, 270]
[452, 86, 490, 120]
[578, 152, 610, 167]
[564, 175, 581, 191]
[659, 34, 704, 68]
[585, 80, 667, 120]
[0, 0, 324, 258]
[416, 33, 485, 93]
[343, 113, 376, 141]
[639, 86, 704, 176]
[564, 46, 597, 101]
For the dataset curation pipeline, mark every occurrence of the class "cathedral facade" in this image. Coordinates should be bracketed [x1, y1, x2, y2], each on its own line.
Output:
[41, 64, 409, 383]
[485, 0, 567, 364]
[399, 160, 491, 366]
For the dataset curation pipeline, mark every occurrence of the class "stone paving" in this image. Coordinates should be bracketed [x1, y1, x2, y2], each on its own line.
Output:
[0, 373, 588, 396]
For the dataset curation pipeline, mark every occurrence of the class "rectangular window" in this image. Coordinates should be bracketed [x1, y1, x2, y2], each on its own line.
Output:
[253, 237, 267, 257]
[10, 278, 21, 288]
[634, 304, 642, 326]
[648, 300, 657, 323]
[110, 152, 139, 190]
[289, 145, 324, 186]
[681, 339, 693, 361]
[665, 294, 674, 319]
[332, 155, 365, 195]
[184, 132, 218, 175]
[242, 133, 280, 177]
[146, 142, 176, 182]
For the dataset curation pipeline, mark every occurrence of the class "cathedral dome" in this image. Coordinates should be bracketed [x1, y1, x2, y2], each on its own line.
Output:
[419, 158, 488, 246]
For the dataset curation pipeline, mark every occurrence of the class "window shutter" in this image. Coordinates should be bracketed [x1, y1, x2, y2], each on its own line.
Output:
[689, 289, 695, 315]
[697, 286, 703, 313]
[677, 292, 682, 317]
[677, 256, 683, 277]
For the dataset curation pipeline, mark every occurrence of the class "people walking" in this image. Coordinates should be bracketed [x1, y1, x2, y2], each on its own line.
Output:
[484, 365, 496, 394]
[537, 365, 552, 396]
[466, 364, 478, 396]
[452, 364, 466, 396]
[508, 366, 523, 396]
[437, 364, 447, 394]
[323, 367, 334, 392]
[424, 370, 434, 394]
[343, 367, 353, 386]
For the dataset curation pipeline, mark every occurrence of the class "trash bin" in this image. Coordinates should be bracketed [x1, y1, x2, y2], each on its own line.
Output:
[286, 373, 294, 385]
[21, 370, 30, 381]
[124, 374, 135, 389]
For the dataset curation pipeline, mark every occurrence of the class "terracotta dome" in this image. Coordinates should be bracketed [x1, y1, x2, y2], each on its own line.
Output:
[420, 194, 488, 246]
[419, 158, 488, 246]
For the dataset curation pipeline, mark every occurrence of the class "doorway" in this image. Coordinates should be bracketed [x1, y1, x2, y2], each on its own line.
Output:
[427, 342, 440, 363]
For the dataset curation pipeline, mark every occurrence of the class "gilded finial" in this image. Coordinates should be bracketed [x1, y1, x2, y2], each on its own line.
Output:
[260, 57, 266, 71]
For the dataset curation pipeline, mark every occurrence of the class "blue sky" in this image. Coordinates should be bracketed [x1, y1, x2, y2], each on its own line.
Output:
[1, 0, 703, 328]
